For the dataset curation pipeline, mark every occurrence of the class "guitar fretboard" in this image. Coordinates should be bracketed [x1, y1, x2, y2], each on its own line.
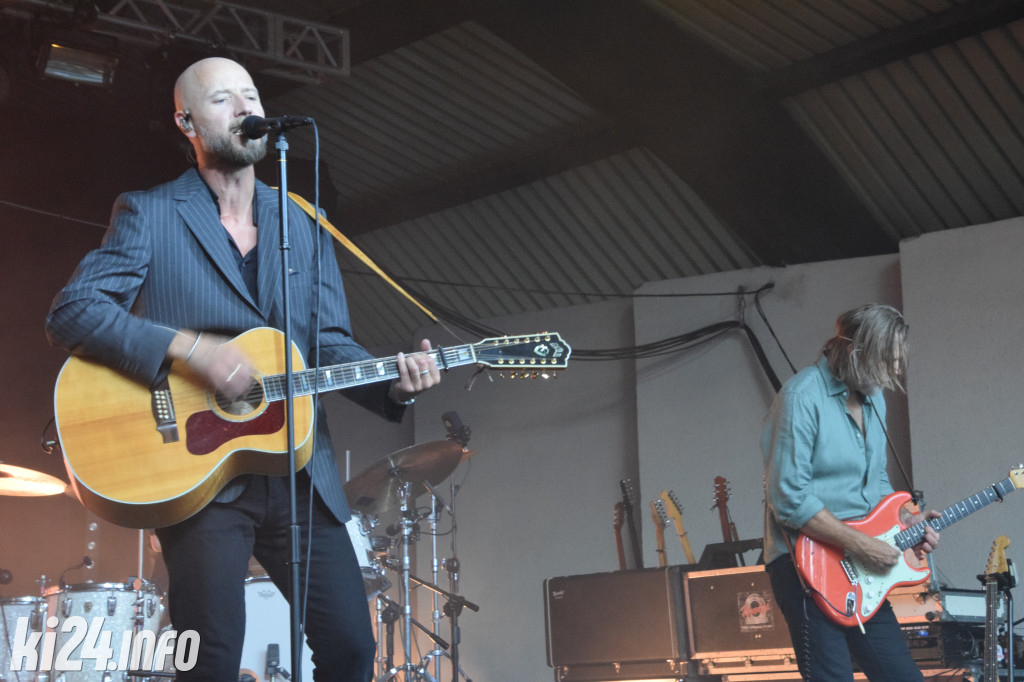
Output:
[895, 477, 1016, 550]
[262, 345, 476, 401]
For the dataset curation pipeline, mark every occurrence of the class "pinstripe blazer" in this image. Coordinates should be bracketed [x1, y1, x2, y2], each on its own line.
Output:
[46, 167, 403, 524]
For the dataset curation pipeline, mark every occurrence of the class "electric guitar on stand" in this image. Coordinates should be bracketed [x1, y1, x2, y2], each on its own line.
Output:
[651, 498, 670, 568]
[55, 327, 571, 528]
[795, 465, 1024, 629]
[613, 502, 627, 571]
[619, 479, 644, 569]
[981, 535, 1012, 682]
[712, 476, 741, 543]
[660, 490, 696, 565]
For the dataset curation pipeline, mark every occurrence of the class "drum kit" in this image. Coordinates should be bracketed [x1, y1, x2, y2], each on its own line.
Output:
[1, 463, 172, 682]
[2, 433, 478, 682]
[342, 439, 478, 682]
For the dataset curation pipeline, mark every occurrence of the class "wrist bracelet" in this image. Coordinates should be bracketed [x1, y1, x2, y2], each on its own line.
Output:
[184, 332, 202, 363]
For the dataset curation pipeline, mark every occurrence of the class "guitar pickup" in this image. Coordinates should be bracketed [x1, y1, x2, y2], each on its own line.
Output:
[845, 592, 856, 616]
[151, 384, 179, 444]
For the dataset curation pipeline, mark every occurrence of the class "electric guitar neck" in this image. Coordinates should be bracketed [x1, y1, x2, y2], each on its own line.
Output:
[620, 478, 644, 569]
[613, 502, 627, 571]
[660, 489, 696, 564]
[651, 498, 670, 568]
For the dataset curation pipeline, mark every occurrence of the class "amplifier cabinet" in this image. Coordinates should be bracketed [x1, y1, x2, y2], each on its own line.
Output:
[544, 566, 688, 675]
[683, 565, 793, 663]
[899, 622, 981, 667]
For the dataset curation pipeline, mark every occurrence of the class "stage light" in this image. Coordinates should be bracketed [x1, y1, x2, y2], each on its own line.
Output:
[38, 42, 117, 87]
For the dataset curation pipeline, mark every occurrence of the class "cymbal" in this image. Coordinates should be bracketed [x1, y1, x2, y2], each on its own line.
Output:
[0, 463, 68, 497]
[344, 441, 464, 516]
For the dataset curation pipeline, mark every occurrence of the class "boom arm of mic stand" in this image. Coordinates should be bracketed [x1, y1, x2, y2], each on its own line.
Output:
[406, 574, 479, 612]
[379, 596, 449, 650]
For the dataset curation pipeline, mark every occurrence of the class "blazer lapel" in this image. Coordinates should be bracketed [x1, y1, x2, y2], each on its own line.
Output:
[254, 182, 283, 323]
[173, 169, 259, 313]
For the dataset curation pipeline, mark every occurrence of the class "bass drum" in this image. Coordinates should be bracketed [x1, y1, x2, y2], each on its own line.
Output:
[241, 578, 313, 682]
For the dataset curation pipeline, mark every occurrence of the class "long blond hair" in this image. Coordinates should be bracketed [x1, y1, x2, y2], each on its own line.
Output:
[822, 304, 907, 393]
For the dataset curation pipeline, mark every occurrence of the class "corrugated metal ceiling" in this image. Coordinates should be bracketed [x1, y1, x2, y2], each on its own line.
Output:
[6, 0, 1023, 348]
[257, 0, 1024, 347]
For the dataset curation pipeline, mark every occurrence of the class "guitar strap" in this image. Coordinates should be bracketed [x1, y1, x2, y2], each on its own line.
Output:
[865, 395, 918, 505]
[286, 192, 439, 323]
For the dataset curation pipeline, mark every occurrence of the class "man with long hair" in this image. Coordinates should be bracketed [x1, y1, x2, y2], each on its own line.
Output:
[762, 304, 940, 680]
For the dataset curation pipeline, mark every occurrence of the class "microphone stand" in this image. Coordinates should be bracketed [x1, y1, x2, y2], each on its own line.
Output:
[273, 129, 304, 682]
[405, 573, 477, 682]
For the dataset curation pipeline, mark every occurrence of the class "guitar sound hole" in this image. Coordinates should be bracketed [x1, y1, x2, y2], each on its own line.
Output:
[213, 378, 264, 417]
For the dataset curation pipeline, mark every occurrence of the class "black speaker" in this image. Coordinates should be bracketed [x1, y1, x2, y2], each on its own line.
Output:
[544, 566, 688, 672]
[683, 566, 792, 658]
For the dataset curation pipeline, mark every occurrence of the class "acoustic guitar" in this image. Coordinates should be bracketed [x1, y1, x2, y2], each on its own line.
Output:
[54, 327, 570, 528]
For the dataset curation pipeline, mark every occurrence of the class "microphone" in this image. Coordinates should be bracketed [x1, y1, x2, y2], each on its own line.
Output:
[58, 556, 92, 587]
[239, 115, 313, 139]
[442, 411, 471, 446]
[266, 643, 280, 680]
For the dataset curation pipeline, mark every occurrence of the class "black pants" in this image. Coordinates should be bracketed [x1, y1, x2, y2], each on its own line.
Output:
[765, 553, 923, 681]
[155, 474, 375, 682]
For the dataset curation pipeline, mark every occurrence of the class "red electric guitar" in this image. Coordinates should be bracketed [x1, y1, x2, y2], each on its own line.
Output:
[795, 466, 1024, 628]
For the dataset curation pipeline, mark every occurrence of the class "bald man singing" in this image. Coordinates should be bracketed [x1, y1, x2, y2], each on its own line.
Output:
[46, 57, 440, 681]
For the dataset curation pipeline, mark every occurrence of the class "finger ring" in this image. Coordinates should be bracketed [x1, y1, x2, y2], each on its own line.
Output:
[419, 369, 430, 376]
[227, 364, 242, 381]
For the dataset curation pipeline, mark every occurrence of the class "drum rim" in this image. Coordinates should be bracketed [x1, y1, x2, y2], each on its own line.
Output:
[43, 581, 163, 595]
[0, 595, 44, 605]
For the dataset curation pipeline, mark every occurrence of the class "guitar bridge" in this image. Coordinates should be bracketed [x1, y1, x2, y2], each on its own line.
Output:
[840, 556, 860, 585]
[151, 384, 179, 444]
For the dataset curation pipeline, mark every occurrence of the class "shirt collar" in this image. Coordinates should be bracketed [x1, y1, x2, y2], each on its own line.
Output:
[815, 355, 847, 397]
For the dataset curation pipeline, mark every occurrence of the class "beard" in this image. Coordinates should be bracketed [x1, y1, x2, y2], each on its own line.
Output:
[198, 124, 267, 167]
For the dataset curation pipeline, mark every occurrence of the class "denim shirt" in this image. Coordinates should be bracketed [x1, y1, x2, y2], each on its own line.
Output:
[762, 356, 894, 564]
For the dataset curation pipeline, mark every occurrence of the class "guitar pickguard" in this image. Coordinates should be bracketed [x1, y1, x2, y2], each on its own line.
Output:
[185, 401, 285, 455]
[844, 524, 922, 619]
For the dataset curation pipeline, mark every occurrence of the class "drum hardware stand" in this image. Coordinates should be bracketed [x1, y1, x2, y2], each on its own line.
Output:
[420, 477, 475, 682]
[375, 482, 446, 682]
[376, 594, 401, 675]
[404, 575, 476, 682]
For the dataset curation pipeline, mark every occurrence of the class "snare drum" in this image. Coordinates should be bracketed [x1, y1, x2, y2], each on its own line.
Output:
[0, 596, 45, 677]
[345, 513, 375, 570]
[42, 582, 164, 681]
[346, 513, 390, 599]
[242, 577, 313, 682]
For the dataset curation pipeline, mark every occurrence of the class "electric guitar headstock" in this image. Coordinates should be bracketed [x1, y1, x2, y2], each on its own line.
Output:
[661, 489, 685, 523]
[1010, 464, 1024, 490]
[620, 478, 638, 516]
[651, 498, 670, 567]
[985, 535, 1010, 577]
[712, 476, 731, 509]
[619, 478, 644, 569]
[659, 489, 696, 564]
[652, 498, 670, 528]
